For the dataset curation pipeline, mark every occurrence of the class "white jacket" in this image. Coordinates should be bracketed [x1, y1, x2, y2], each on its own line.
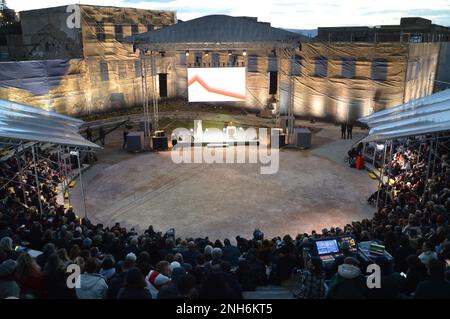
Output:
[146, 270, 171, 299]
[76, 273, 108, 299]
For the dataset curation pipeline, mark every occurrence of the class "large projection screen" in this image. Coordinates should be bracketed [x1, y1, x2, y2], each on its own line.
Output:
[187, 67, 246, 102]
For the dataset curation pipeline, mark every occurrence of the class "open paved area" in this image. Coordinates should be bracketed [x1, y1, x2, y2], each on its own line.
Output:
[71, 114, 376, 240]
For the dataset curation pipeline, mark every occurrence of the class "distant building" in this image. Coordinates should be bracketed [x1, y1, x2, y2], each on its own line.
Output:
[317, 17, 450, 43]
[0, 10, 447, 120]
[0, 4, 176, 113]
[19, 5, 176, 60]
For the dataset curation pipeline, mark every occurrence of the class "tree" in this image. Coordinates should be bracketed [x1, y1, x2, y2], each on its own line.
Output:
[0, 1, 16, 27]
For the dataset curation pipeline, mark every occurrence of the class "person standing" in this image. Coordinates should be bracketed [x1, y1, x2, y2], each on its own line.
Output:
[122, 128, 129, 150]
[341, 122, 347, 139]
[296, 256, 326, 299]
[99, 127, 106, 147]
[347, 122, 353, 139]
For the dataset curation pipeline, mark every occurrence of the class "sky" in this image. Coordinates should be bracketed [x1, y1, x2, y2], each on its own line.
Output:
[7, 0, 450, 29]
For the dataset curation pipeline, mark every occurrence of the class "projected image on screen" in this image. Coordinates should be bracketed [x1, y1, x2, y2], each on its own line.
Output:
[188, 67, 246, 102]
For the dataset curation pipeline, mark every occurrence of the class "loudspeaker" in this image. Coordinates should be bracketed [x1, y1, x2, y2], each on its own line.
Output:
[127, 131, 144, 152]
[152, 136, 168, 150]
[293, 128, 311, 149]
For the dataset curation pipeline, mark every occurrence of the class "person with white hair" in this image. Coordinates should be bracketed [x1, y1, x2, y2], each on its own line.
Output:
[0, 237, 15, 259]
[0, 259, 20, 299]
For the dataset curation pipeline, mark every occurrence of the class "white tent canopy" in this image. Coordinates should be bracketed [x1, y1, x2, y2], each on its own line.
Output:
[359, 88, 450, 142]
[0, 99, 100, 150]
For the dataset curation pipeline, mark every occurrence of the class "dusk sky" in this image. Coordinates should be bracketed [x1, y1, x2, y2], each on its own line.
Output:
[8, 0, 450, 29]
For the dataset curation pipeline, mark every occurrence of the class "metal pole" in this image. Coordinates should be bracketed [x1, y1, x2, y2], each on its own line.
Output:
[15, 146, 28, 206]
[423, 136, 434, 201]
[373, 144, 377, 167]
[76, 151, 87, 220]
[376, 140, 387, 209]
[140, 50, 149, 138]
[152, 51, 159, 132]
[287, 49, 295, 144]
[431, 134, 439, 177]
[31, 145, 43, 214]
[385, 140, 393, 206]
[57, 145, 66, 204]
[65, 146, 71, 206]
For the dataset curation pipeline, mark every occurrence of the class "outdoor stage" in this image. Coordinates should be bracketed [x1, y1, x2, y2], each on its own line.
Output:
[71, 121, 377, 240]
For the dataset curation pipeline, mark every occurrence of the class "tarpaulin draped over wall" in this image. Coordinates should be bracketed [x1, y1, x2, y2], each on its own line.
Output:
[278, 42, 439, 122]
[0, 41, 439, 119]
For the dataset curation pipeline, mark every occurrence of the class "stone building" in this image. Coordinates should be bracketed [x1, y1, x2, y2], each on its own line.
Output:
[0, 4, 176, 114]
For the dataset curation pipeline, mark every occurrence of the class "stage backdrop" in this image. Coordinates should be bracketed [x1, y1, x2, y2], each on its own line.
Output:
[187, 67, 246, 102]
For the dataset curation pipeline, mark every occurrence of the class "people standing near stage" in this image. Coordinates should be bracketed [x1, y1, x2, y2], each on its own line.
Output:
[341, 122, 347, 139]
[123, 128, 129, 150]
[99, 127, 106, 147]
[347, 122, 353, 139]
[86, 126, 92, 141]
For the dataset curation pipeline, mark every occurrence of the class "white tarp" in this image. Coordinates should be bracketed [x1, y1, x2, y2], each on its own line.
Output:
[359, 88, 450, 142]
[0, 99, 100, 149]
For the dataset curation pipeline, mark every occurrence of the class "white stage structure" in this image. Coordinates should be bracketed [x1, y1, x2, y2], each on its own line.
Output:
[173, 120, 259, 147]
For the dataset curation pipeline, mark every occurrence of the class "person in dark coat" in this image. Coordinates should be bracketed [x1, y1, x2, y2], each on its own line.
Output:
[99, 127, 106, 146]
[327, 257, 368, 299]
[107, 258, 134, 299]
[117, 267, 151, 299]
[394, 237, 416, 273]
[198, 271, 240, 299]
[414, 259, 450, 299]
[367, 256, 405, 299]
[221, 239, 241, 267]
[347, 122, 353, 139]
[341, 122, 347, 139]
[157, 267, 187, 299]
[41, 255, 77, 299]
[182, 241, 200, 267]
[236, 260, 259, 291]
[122, 128, 129, 150]
[402, 255, 428, 296]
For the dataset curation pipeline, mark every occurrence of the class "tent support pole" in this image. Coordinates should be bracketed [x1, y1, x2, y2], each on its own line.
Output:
[432, 134, 439, 177]
[15, 146, 28, 206]
[76, 151, 87, 221]
[376, 140, 387, 209]
[385, 140, 393, 206]
[31, 145, 43, 214]
[151, 51, 159, 132]
[65, 146, 71, 206]
[287, 49, 295, 144]
[423, 135, 435, 202]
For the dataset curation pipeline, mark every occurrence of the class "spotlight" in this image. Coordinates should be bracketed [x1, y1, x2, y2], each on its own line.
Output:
[228, 50, 232, 56]
[243, 50, 247, 56]
[205, 50, 209, 56]
[190, 128, 194, 132]
[185, 50, 190, 56]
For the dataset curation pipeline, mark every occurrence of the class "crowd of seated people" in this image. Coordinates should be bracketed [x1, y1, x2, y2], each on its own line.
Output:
[0, 136, 449, 299]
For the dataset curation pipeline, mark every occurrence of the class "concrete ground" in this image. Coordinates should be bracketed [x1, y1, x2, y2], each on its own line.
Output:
[71, 113, 376, 240]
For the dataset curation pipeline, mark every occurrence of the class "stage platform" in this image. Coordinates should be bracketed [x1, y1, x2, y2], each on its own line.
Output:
[69, 115, 374, 240]
[177, 140, 260, 147]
